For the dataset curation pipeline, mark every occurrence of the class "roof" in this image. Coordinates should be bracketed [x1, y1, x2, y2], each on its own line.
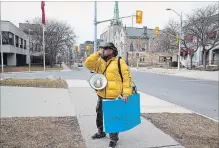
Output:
[1, 20, 29, 37]
[157, 52, 172, 57]
[209, 13, 219, 21]
[125, 27, 156, 38]
[19, 23, 42, 31]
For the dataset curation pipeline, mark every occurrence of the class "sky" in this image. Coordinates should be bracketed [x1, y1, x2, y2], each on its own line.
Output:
[1, 1, 217, 45]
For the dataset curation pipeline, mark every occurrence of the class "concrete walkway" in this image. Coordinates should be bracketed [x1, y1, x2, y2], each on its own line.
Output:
[1, 86, 75, 117]
[61, 63, 71, 71]
[67, 79, 187, 148]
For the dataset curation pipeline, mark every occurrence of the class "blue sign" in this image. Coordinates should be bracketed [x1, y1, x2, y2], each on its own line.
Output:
[102, 93, 141, 134]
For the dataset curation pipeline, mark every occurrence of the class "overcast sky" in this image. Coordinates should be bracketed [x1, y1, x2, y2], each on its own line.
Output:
[1, 1, 217, 45]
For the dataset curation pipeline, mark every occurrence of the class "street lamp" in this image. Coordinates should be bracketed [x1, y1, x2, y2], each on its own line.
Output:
[26, 21, 31, 72]
[166, 8, 182, 70]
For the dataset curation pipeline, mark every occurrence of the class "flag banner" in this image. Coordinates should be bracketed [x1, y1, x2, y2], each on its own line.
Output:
[102, 93, 141, 134]
[41, 1, 46, 25]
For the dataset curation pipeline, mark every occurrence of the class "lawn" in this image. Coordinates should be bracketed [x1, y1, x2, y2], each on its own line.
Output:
[0, 78, 68, 89]
[142, 113, 219, 148]
[1, 117, 86, 148]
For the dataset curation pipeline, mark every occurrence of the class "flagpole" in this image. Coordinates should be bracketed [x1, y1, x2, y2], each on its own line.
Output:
[41, 1, 46, 72]
[43, 25, 45, 71]
[0, 1, 3, 73]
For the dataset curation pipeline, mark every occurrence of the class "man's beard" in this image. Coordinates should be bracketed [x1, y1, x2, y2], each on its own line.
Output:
[101, 50, 110, 61]
[101, 55, 109, 61]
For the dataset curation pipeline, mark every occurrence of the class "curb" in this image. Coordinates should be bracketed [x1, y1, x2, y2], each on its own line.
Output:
[148, 94, 219, 123]
[1, 70, 63, 74]
[132, 68, 218, 82]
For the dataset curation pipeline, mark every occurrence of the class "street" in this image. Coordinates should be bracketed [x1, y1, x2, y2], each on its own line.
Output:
[2, 67, 218, 121]
[132, 71, 219, 121]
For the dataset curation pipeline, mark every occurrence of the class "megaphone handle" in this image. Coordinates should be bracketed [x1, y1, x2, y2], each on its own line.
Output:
[118, 95, 123, 100]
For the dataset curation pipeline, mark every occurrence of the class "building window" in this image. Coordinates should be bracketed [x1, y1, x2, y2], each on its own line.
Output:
[35, 44, 39, 51]
[141, 43, 146, 51]
[24, 40, 26, 49]
[9, 32, 14, 46]
[31, 43, 34, 50]
[20, 38, 23, 48]
[2, 31, 9, 45]
[15, 35, 19, 47]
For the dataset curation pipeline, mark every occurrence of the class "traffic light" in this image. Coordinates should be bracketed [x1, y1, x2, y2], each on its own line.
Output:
[155, 27, 159, 36]
[74, 45, 78, 52]
[86, 45, 91, 50]
[136, 10, 143, 24]
[176, 35, 179, 44]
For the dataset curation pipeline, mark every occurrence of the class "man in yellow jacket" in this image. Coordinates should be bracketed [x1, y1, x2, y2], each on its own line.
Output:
[84, 42, 133, 148]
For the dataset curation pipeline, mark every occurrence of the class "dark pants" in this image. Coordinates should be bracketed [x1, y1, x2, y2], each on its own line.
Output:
[96, 96, 119, 142]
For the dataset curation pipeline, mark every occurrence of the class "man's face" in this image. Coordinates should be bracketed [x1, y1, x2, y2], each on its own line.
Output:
[103, 48, 113, 57]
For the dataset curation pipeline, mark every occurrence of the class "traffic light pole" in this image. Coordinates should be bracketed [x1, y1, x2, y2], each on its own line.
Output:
[94, 1, 136, 52]
[94, 1, 97, 52]
[178, 12, 182, 71]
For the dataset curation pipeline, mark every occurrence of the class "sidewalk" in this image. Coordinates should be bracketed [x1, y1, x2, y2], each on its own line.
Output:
[67, 79, 188, 148]
[131, 67, 219, 81]
[1, 86, 74, 117]
[61, 63, 71, 71]
[1, 86, 86, 148]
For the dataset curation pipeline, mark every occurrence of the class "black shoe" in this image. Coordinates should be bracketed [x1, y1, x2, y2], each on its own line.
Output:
[91, 132, 106, 139]
[109, 140, 117, 148]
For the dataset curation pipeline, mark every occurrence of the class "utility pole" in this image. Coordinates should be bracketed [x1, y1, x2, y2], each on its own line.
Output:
[178, 12, 182, 71]
[94, 1, 139, 53]
[28, 28, 31, 72]
[42, 25, 45, 71]
[94, 1, 97, 52]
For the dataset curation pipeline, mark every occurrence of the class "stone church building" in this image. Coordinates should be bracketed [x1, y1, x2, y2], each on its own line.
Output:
[100, 2, 173, 67]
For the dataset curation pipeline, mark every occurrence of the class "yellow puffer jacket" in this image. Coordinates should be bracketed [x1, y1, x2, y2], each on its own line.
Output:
[84, 52, 133, 99]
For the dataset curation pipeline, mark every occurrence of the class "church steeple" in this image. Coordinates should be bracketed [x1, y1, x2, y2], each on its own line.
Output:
[112, 1, 121, 26]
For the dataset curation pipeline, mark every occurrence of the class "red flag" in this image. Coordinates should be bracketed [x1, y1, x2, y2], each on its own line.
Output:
[41, 1, 46, 25]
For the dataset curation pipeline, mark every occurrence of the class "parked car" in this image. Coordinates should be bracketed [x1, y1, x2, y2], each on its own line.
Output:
[77, 63, 83, 67]
[74, 60, 83, 67]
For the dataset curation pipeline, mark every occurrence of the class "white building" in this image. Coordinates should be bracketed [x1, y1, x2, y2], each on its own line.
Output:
[180, 14, 219, 67]
[1, 21, 41, 66]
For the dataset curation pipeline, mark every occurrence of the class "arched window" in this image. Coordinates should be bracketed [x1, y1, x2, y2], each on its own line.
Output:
[141, 43, 146, 51]
[120, 42, 123, 53]
[130, 43, 133, 52]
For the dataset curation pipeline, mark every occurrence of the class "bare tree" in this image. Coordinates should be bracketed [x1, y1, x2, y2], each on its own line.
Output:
[164, 3, 219, 70]
[150, 19, 178, 54]
[183, 4, 219, 70]
[164, 19, 200, 69]
[26, 17, 76, 67]
[22, 22, 43, 66]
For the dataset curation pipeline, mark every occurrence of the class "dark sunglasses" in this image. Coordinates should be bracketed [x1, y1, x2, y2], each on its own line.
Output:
[103, 47, 114, 50]
[103, 47, 110, 50]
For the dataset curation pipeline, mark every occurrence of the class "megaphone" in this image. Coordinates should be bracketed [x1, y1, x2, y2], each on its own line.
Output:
[89, 73, 108, 90]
